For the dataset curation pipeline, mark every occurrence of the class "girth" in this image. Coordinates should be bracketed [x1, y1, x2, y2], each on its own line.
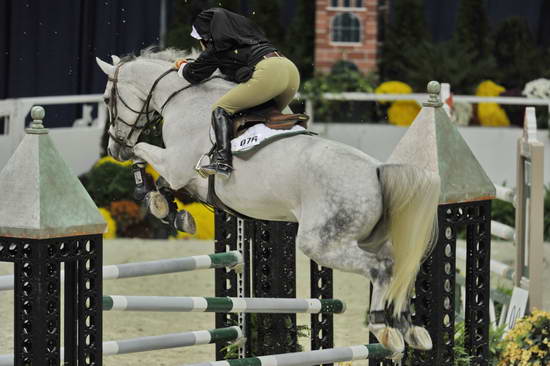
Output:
[207, 175, 256, 221]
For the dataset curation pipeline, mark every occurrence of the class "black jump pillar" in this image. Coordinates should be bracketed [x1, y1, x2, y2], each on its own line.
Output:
[0, 107, 106, 365]
[387, 82, 496, 366]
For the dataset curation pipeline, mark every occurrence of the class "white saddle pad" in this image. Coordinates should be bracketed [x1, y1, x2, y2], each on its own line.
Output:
[231, 124, 308, 155]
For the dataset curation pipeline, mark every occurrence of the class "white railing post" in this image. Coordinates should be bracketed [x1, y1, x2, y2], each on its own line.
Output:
[514, 107, 545, 311]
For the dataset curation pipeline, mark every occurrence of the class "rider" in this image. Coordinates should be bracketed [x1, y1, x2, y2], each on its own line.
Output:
[175, 7, 300, 178]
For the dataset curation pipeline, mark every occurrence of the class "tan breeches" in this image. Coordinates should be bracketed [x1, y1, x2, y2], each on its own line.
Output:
[213, 57, 300, 115]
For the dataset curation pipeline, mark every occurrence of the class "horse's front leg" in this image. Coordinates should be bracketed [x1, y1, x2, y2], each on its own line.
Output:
[132, 142, 196, 234]
[133, 142, 171, 183]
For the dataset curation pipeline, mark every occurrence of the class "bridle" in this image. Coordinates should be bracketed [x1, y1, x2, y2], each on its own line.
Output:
[106, 62, 178, 148]
[106, 60, 229, 149]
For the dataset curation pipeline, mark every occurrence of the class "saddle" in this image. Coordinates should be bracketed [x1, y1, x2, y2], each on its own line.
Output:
[232, 101, 309, 136]
[206, 101, 310, 220]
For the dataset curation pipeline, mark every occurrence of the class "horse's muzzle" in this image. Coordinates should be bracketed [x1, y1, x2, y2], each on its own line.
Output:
[108, 140, 134, 162]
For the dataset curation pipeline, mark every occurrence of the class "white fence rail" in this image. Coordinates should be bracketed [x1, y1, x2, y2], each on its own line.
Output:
[0, 94, 106, 176]
[303, 91, 550, 126]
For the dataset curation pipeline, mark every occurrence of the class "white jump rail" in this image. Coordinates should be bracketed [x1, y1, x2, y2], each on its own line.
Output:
[0, 251, 244, 291]
[0, 326, 243, 366]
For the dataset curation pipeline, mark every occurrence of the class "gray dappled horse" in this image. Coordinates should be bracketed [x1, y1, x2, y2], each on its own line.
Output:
[96, 49, 440, 355]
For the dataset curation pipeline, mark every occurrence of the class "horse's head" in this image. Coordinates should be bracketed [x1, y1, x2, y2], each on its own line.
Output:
[96, 55, 163, 161]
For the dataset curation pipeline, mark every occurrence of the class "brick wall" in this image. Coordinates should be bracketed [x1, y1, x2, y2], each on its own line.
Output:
[314, 0, 378, 75]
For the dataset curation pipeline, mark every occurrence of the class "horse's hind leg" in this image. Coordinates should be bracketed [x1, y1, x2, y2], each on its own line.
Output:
[366, 246, 432, 351]
[295, 230, 406, 353]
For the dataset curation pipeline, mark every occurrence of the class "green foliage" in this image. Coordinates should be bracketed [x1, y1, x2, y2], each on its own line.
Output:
[403, 321, 505, 365]
[301, 61, 379, 122]
[452, 321, 474, 365]
[80, 162, 135, 207]
[491, 17, 545, 90]
[491, 197, 515, 228]
[455, 0, 490, 60]
[452, 321, 506, 366]
[395, 39, 496, 94]
[380, 0, 429, 80]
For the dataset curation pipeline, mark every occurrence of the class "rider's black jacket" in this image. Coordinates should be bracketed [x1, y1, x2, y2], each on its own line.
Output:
[181, 43, 277, 84]
[181, 8, 277, 84]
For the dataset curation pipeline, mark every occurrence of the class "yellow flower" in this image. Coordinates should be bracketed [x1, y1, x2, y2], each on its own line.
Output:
[98, 207, 117, 239]
[387, 101, 421, 126]
[375, 81, 414, 95]
[475, 80, 510, 127]
[499, 310, 550, 365]
[94, 155, 132, 168]
[375, 81, 420, 125]
[173, 200, 214, 240]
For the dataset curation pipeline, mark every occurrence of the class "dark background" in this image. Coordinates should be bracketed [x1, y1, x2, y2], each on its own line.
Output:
[1, 0, 549, 126]
[424, 0, 550, 43]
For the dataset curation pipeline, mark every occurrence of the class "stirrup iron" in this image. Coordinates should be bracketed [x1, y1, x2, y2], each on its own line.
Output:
[195, 153, 211, 178]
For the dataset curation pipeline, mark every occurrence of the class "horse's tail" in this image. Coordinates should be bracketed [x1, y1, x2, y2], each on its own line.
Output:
[378, 164, 440, 317]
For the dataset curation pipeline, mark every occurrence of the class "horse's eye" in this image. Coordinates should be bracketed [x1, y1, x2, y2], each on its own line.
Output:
[104, 98, 110, 105]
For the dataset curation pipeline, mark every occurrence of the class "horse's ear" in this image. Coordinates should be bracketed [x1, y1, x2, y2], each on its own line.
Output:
[96, 57, 115, 76]
[111, 55, 121, 65]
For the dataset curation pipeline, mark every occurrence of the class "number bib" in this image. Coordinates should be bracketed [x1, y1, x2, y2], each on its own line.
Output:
[230, 124, 309, 155]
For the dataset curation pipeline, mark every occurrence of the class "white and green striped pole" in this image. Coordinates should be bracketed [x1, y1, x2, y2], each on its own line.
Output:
[103, 296, 346, 314]
[0, 327, 243, 366]
[179, 344, 392, 366]
[0, 251, 243, 291]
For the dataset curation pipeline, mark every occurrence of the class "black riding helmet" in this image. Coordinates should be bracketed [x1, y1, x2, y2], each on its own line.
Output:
[192, 8, 268, 52]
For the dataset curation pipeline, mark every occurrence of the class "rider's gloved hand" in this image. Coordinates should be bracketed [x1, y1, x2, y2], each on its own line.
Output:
[175, 59, 188, 78]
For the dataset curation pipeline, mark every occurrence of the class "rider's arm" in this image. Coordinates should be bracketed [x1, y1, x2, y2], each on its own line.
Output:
[179, 48, 219, 84]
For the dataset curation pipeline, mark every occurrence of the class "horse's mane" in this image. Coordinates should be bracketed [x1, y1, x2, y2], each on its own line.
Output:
[120, 47, 202, 64]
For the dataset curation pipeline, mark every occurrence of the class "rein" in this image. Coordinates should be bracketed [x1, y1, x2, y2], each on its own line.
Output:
[107, 61, 228, 149]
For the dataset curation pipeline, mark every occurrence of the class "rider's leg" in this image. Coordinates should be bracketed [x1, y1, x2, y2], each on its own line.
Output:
[201, 57, 291, 177]
[199, 107, 234, 178]
[273, 58, 300, 112]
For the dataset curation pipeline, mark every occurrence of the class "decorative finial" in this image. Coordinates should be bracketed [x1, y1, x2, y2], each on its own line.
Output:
[423, 81, 443, 108]
[26, 106, 48, 134]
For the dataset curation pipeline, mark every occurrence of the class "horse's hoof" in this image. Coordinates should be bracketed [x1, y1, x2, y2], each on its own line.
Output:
[174, 210, 196, 234]
[405, 326, 433, 351]
[147, 191, 170, 219]
[369, 326, 405, 353]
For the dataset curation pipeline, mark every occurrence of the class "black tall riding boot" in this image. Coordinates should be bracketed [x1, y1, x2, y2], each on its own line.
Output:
[200, 107, 234, 178]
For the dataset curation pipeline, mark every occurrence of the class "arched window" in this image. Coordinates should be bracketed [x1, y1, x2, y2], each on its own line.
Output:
[331, 13, 361, 43]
